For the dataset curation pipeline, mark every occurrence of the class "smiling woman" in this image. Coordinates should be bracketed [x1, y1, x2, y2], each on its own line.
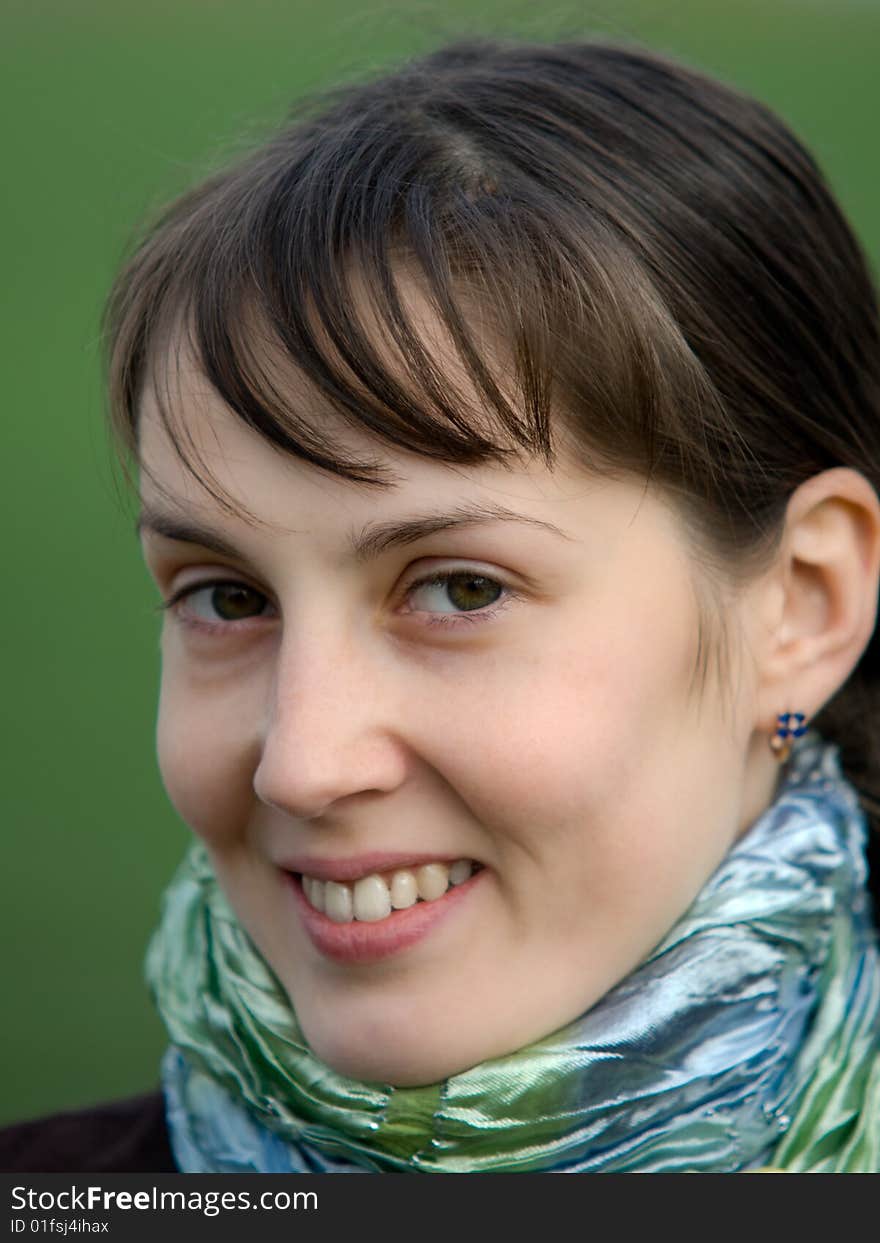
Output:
[137, 357, 761, 1090]
[5, 35, 880, 1173]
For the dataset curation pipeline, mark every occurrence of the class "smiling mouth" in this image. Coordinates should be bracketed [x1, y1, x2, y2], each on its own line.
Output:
[296, 859, 481, 923]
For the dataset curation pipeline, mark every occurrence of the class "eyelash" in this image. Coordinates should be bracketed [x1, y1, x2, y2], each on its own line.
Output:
[157, 569, 521, 636]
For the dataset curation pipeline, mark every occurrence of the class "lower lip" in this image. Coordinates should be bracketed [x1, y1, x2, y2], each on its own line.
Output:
[283, 869, 484, 964]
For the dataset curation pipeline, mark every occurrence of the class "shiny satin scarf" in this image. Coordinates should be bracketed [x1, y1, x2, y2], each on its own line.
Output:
[148, 734, 880, 1173]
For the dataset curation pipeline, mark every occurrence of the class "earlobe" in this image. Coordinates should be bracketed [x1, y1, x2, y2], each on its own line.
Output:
[755, 468, 880, 731]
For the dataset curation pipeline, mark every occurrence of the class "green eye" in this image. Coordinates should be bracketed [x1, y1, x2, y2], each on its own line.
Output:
[410, 572, 504, 614]
[404, 568, 520, 630]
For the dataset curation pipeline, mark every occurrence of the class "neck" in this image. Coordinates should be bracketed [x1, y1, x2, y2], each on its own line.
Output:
[738, 728, 785, 838]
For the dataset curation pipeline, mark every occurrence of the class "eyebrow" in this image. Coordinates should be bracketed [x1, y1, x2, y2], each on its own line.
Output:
[135, 500, 574, 563]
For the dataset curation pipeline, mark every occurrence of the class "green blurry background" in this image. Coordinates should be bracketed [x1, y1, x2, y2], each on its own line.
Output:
[3, 0, 879, 1126]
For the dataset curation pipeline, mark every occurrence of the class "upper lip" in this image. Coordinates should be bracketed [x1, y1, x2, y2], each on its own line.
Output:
[277, 851, 477, 883]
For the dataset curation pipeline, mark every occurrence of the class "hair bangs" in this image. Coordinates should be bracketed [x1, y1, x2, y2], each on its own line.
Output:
[106, 69, 742, 529]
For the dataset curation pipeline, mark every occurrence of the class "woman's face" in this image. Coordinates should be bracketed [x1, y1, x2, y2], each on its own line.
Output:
[138, 360, 778, 1086]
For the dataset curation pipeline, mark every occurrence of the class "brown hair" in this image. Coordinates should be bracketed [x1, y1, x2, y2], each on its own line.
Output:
[104, 37, 880, 895]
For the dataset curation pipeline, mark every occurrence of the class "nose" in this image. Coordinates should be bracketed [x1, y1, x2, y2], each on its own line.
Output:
[252, 629, 410, 821]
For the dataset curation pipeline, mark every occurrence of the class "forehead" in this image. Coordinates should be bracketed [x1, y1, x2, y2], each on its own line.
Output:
[140, 433, 614, 608]
[136, 402, 711, 658]
[136, 341, 626, 537]
[135, 306, 704, 592]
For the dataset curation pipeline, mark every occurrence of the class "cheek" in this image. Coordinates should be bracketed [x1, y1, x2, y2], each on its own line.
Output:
[155, 655, 259, 845]
[431, 594, 700, 834]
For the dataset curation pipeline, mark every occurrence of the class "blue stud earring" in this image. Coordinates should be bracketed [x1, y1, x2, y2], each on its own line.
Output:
[769, 711, 807, 762]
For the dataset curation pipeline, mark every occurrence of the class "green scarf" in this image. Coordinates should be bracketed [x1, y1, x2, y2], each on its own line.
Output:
[147, 734, 880, 1172]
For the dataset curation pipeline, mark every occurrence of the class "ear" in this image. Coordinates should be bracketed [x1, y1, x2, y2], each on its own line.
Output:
[753, 468, 880, 733]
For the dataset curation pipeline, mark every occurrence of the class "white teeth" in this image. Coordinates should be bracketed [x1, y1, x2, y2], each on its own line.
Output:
[301, 859, 477, 922]
[449, 859, 473, 885]
[303, 876, 325, 913]
[415, 863, 450, 901]
[353, 874, 393, 922]
[390, 870, 418, 909]
[324, 881, 354, 924]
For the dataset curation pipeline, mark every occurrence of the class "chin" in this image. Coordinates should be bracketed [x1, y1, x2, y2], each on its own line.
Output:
[292, 980, 594, 1087]
[297, 1009, 494, 1088]
[300, 1018, 488, 1087]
